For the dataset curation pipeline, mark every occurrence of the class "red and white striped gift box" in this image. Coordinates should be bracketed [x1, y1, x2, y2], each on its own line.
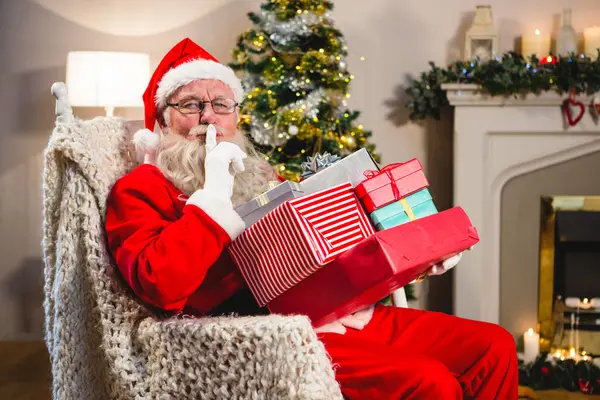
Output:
[229, 182, 374, 307]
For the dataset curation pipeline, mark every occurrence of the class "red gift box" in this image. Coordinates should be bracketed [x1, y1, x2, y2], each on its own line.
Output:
[229, 182, 374, 307]
[354, 159, 429, 213]
[268, 206, 479, 327]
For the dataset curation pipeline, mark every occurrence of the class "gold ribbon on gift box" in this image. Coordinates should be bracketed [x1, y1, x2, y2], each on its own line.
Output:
[399, 198, 416, 221]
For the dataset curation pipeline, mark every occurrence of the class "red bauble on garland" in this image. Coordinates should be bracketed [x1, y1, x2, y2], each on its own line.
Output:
[539, 55, 558, 65]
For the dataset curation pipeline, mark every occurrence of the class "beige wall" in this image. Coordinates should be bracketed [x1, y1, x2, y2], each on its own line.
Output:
[1, 0, 599, 339]
[500, 151, 600, 338]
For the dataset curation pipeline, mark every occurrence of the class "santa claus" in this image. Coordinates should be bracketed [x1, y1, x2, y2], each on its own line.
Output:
[105, 38, 518, 399]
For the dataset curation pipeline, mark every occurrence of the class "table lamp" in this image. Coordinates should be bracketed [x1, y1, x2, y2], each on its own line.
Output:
[66, 51, 150, 116]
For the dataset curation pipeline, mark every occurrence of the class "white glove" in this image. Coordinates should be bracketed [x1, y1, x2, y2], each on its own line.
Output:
[408, 246, 471, 283]
[202, 124, 246, 203]
[428, 243, 475, 276]
[185, 124, 247, 240]
[428, 252, 463, 276]
[313, 305, 375, 335]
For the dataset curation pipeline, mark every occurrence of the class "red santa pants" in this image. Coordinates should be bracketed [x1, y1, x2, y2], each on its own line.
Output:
[318, 304, 518, 399]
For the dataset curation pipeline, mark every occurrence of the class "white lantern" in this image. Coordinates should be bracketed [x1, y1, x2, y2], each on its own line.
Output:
[555, 8, 577, 56]
[464, 5, 498, 62]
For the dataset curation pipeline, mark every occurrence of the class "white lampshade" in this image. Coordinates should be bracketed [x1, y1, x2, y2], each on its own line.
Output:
[66, 51, 150, 114]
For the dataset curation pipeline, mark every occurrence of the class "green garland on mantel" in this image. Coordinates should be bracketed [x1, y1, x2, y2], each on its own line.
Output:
[406, 51, 600, 121]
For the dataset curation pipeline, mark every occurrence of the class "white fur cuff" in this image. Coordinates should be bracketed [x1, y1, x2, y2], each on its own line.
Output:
[186, 189, 246, 241]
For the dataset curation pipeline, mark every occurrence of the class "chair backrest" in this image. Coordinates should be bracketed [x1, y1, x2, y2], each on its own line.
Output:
[44, 84, 156, 398]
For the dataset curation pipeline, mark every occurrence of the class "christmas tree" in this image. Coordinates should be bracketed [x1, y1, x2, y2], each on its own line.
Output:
[229, 0, 378, 182]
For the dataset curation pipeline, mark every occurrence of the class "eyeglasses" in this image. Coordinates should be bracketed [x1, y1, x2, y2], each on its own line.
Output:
[166, 98, 238, 115]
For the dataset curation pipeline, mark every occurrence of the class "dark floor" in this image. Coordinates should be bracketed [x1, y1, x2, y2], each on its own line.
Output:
[0, 341, 51, 400]
[0, 341, 594, 399]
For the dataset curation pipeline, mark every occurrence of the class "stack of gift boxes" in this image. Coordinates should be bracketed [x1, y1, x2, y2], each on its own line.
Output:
[229, 149, 479, 328]
[355, 159, 438, 231]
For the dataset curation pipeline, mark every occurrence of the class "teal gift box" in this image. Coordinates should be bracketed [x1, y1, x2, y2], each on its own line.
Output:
[369, 188, 438, 231]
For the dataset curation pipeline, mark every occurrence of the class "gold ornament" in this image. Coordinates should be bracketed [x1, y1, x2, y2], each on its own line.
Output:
[281, 53, 301, 66]
[280, 109, 304, 126]
[298, 122, 320, 140]
[239, 114, 252, 125]
[279, 168, 300, 182]
[268, 95, 278, 109]
[300, 50, 330, 72]
[328, 36, 340, 50]
[324, 88, 344, 107]
[264, 57, 284, 82]
[272, 0, 289, 8]
[315, 4, 326, 16]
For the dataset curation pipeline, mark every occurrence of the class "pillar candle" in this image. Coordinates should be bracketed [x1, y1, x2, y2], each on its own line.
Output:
[522, 29, 551, 60]
[570, 312, 575, 350]
[584, 26, 600, 59]
[523, 328, 540, 364]
[575, 314, 580, 353]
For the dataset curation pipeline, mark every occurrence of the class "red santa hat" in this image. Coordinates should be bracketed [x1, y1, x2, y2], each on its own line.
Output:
[133, 37, 244, 164]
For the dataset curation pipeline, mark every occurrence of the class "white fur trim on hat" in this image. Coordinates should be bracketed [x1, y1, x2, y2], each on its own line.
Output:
[185, 189, 246, 240]
[132, 128, 160, 165]
[155, 59, 244, 108]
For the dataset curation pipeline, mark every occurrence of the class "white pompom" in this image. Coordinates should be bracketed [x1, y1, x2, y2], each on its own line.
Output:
[288, 125, 299, 135]
[132, 128, 160, 164]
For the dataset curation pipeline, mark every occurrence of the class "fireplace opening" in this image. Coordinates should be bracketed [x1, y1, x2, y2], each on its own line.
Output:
[538, 196, 600, 357]
[554, 210, 600, 302]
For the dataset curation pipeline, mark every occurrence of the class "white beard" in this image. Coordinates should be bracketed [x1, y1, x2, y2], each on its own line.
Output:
[154, 126, 277, 207]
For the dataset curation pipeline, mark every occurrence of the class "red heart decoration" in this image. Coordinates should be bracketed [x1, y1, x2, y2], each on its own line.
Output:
[563, 99, 585, 126]
[594, 97, 600, 117]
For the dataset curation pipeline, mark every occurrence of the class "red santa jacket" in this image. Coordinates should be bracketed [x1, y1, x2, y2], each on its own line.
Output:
[105, 164, 250, 314]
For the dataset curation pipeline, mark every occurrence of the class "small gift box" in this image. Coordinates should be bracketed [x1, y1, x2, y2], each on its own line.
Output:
[355, 159, 428, 214]
[300, 148, 379, 194]
[229, 182, 374, 307]
[268, 206, 479, 327]
[370, 188, 438, 231]
[234, 181, 303, 226]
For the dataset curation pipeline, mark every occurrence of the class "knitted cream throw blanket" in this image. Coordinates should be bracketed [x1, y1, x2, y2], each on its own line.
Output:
[41, 117, 343, 399]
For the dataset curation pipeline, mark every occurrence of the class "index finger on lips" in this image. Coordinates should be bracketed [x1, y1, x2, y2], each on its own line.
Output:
[205, 124, 217, 153]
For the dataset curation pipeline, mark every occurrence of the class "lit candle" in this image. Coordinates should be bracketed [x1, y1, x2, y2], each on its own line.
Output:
[581, 298, 591, 309]
[524, 328, 540, 363]
[522, 29, 551, 60]
[554, 349, 562, 359]
[584, 26, 600, 59]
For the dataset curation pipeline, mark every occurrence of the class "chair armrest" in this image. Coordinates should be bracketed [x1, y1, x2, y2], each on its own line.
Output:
[138, 314, 343, 399]
[392, 287, 408, 307]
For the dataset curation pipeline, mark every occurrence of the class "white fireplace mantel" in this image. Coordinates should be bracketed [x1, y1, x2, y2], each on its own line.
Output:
[444, 83, 600, 324]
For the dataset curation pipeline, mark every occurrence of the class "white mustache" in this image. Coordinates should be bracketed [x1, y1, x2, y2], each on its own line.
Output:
[188, 124, 231, 140]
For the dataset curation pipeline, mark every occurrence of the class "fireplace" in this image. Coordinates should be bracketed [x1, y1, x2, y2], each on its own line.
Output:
[538, 196, 600, 355]
[443, 83, 600, 337]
